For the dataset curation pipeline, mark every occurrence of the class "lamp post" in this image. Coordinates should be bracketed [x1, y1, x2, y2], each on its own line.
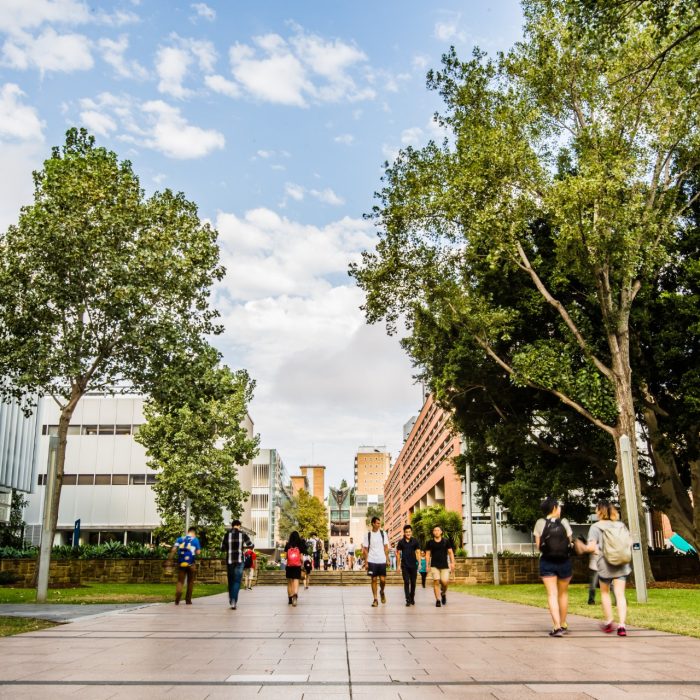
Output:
[490, 496, 500, 585]
[36, 435, 59, 603]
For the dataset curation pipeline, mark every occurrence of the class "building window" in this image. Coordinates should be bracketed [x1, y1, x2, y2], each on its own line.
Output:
[129, 474, 146, 485]
[99, 425, 115, 435]
[67, 425, 81, 435]
[112, 474, 128, 485]
[62, 474, 77, 485]
[115, 425, 132, 435]
[146, 474, 156, 485]
[95, 475, 111, 485]
[77, 474, 94, 485]
[82, 425, 99, 435]
[37, 474, 46, 486]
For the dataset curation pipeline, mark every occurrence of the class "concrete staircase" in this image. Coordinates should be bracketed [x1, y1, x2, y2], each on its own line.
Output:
[255, 569, 406, 586]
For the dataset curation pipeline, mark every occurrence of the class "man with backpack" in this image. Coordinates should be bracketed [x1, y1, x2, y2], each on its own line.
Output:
[579, 501, 632, 636]
[362, 516, 390, 607]
[167, 526, 201, 605]
[220, 519, 253, 610]
[534, 497, 573, 637]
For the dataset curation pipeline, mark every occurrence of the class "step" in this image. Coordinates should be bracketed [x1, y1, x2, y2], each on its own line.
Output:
[254, 570, 407, 585]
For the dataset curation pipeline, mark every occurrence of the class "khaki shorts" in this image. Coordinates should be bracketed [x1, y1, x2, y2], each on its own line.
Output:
[430, 567, 450, 584]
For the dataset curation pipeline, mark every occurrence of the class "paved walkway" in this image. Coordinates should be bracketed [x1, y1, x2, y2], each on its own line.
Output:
[0, 603, 151, 623]
[1, 584, 699, 699]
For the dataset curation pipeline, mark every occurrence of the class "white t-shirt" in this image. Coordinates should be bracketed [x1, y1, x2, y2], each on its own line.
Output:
[366, 530, 387, 564]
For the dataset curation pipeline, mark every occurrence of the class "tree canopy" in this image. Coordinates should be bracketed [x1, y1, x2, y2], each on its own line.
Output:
[410, 505, 462, 549]
[278, 490, 329, 541]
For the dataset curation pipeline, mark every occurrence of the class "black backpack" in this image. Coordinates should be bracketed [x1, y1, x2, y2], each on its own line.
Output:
[539, 519, 571, 562]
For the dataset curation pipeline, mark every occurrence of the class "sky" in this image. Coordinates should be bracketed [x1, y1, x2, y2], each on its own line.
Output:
[0, 0, 524, 489]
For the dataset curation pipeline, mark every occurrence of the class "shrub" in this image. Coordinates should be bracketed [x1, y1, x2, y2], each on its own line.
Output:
[0, 570, 21, 585]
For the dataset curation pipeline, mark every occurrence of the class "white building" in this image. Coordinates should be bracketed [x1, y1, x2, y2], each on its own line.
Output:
[250, 448, 290, 549]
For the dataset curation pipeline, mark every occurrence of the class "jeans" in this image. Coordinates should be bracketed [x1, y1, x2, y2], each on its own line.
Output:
[402, 566, 417, 602]
[227, 562, 244, 604]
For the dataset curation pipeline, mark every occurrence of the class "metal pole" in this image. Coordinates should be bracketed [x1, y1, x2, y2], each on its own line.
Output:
[184, 497, 192, 535]
[36, 436, 59, 603]
[466, 464, 473, 556]
[490, 496, 500, 585]
[619, 434, 648, 603]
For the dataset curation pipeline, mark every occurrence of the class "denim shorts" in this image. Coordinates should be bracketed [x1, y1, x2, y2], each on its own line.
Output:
[539, 557, 572, 579]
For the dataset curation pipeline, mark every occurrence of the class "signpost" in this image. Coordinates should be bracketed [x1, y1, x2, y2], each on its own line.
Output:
[73, 519, 81, 548]
[490, 496, 500, 585]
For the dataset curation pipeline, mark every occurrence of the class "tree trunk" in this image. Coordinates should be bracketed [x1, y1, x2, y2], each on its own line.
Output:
[33, 385, 83, 590]
[641, 406, 697, 549]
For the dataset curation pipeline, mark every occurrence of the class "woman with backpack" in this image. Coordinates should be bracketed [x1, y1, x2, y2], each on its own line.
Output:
[283, 530, 307, 607]
[579, 501, 632, 636]
[534, 497, 573, 637]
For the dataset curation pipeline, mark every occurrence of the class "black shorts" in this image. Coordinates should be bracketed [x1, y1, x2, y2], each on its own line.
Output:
[285, 566, 302, 580]
[367, 562, 387, 578]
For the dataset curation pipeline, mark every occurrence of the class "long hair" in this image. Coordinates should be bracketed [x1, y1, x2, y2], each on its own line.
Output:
[596, 501, 620, 521]
[287, 530, 304, 549]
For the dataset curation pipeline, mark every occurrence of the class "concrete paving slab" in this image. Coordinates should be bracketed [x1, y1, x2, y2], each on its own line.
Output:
[0, 603, 151, 622]
[0, 584, 699, 698]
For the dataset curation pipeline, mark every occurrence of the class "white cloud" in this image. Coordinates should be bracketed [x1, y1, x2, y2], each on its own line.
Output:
[285, 182, 304, 201]
[412, 54, 429, 70]
[401, 126, 424, 146]
[191, 3, 216, 22]
[434, 12, 466, 43]
[141, 100, 225, 158]
[0, 0, 89, 34]
[0, 83, 44, 141]
[227, 26, 374, 107]
[256, 149, 274, 159]
[79, 109, 116, 136]
[310, 187, 345, 206]
[204, 73, 240, 97]
[334, 133, 354, 145]
[0, 141, 45, 231]
[211, 207, 417, 482]
[98, 35, 147, 79]
[2, 28, 93, 73]
[155, 36, 217, 99]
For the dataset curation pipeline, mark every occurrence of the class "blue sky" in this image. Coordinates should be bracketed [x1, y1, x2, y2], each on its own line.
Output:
[0, 0, 524, 487]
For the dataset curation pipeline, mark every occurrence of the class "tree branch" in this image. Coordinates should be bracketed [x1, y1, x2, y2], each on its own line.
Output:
[515, 240, 614, 381]
[474, 335, 617, 436]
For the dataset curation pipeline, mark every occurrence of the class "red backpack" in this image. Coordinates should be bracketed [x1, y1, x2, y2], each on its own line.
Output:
[287, 547, 302, 567]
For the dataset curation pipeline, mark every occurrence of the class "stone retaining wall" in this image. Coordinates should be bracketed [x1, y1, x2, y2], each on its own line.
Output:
[1, 554, 697, 587]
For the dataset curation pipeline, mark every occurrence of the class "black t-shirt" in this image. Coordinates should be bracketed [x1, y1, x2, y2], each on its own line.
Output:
[425, 538, 453, 569]
[396, 537, 421, 569]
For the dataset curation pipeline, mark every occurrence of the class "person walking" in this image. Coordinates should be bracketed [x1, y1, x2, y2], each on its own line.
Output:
[347, 538, 355, 570]
[168, 526, 201, 605]
[284, 530, 307, 606]
[424, 525, 455, 608]
[579, 501, 632, 636]
[418, 551, 427, 588]
[323, 548, 329, 570]
[221, 519, 253, 610]
[389, 545, 397, 571]
[396, 524, 421, 606]
[362, 516, 389, 607]
[243, 546, 257, 590]
[303, 554, 313, 589]
[534, 497, 573, 636]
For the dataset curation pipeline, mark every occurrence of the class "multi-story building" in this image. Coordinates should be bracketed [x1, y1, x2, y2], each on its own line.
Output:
[0, 396, 41, 523]
[24, 393, 259, 546]
[385, 394, 532, 553]
[299, 465, 325, 502]
[354, 446, 390, 499]
[250, 448, 290, 549]
[290, 474, 308, 496]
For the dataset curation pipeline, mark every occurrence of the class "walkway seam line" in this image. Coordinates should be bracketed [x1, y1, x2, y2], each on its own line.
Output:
[341, 587, 353, 699]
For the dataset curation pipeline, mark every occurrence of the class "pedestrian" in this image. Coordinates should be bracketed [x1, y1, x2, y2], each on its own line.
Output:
[534, 497, 573, 636]
[168, 526, 201, 605]
[362, 516, 389, 607]
[331, 550, 337, 570]
[418, 551, 427, 588]
[348, 538, 355, 570]
[284, 530, 307, 607]
[323, 548, 329, 570]
[389, 545, 397, 571]
[396, 524, 421, 606]
[424, 525, 455, 608]
[303, 554, 313, 589]
[310, 533, 321, 570]
[243, 546, 256, 590]
[579, 501, 632, 636]
[220, 519, 253, 610]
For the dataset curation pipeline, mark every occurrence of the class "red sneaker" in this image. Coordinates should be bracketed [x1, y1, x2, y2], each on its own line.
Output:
[617, 626, 627, 637]
[601, 621, 615, 634]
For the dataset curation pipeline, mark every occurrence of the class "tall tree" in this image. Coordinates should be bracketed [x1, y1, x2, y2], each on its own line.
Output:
[135, 352, 258, 547]
[410, 505, 462, 549]
[278, 490, 329, 541]
[0, 129, 225, 594]
[351, 0, 699, 576]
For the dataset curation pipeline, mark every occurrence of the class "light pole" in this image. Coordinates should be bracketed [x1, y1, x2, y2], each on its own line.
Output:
[619, 435, 648, 603]
[490, 496, 500, 585]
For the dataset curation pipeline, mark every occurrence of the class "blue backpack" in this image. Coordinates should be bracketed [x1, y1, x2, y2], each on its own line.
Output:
[177, 535, 197, 568]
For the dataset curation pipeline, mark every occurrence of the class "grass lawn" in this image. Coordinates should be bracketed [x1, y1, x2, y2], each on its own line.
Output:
[0, 616, 57, 637]
[454, 583, 700, 638]
[0, 582, 227, 605]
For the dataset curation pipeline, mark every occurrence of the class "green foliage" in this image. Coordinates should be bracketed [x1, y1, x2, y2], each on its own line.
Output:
[365, 504, 384, 526]
[410, 505, 462, 548]
[0, 571, 21, 585]
[136, 358, 258, 549]
[0, 491, 28, 548]
[278, 490, 329, 541]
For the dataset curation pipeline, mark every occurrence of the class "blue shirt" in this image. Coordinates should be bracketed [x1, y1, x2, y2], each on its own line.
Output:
[175, 535, 201, 564]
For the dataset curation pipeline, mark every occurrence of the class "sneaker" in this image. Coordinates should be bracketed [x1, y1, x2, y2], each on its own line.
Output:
[288, 597, 293, 605]
[411, 599, 416, 606]
[549, 627, 564, 637]
[560, 622, 568, 634]
[617, 626, 627, 637]
[436, 600, 442, 608]
[371, 599, 378, 607]
[587, 596, 595, 605]
[380, 592, 386, 604]
[441, 593, 447, 605]
[405, 601, 411, 606]
[292, 595, 297, 607]
[601, 621, 615, 634]
[231, 603, 237, 610]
